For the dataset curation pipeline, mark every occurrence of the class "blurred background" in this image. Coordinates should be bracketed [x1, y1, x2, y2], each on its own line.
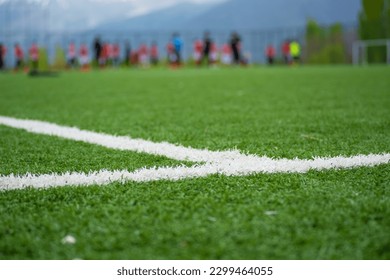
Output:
[0, 0, 389, 69]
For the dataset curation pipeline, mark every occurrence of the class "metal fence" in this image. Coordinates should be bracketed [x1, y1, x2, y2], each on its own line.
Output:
[0, 26, 359, 68]
[352, 39, 390, 65]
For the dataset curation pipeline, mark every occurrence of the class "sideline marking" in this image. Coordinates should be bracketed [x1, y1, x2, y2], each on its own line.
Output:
[0, 115, 242, 163]
[1, 115, 389, 190]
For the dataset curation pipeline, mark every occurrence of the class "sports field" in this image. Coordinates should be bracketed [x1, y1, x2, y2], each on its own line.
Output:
[0, 66, 389, 259]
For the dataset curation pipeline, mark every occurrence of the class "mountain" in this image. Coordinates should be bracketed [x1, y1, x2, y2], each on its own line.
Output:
[94, 0, 362, 32]
[0, 0, 362, 33]
[185, 0, 361, 30]
[98, 2, 219, 31]
[0, 0, 133, 31]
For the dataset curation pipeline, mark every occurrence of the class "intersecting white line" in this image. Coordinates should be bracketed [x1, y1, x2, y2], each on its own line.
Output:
[0, 115, 242, 163]
[0, 115, 389, 190]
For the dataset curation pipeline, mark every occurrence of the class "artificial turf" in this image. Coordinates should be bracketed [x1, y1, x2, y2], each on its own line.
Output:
[0, 66, 389, 259]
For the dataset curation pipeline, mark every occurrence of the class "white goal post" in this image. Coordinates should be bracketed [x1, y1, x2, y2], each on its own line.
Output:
[352, 39, 390, 65]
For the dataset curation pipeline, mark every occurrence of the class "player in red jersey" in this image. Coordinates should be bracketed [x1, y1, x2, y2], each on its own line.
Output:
[29, 43, 39, 71]
[79, 43, 89, 70]
[221, 43, 232, 65]
[107, 43, 113, 64]
[150, 41, 159, 66]
[138, 43, 149, 67]
[266, 44, 276, 65]
[209, 42, 218, 65]
[282, 40, 290, 65]
[193, 39, 203, 66]
[14, 43, 24, 71]
[112, 43, 120, 67]
[99, 42, 109, 67]
[166, 42, 175, 67]
[130, 50, 139, 66]
[67, 42, 77, 68]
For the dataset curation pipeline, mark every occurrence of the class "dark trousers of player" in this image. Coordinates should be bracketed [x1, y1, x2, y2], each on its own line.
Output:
[31, 60, 38, 71]
[202, 50, 211, 65]
[267, 57, 274, 65]
[174, 50, 181, 65]
[150, 57, 158, 65]
[232, 47, 240, 64]
[68, 58, 76, 68]
[0, 57, 4, 70]
[95, 51, 101, 66]
[283, 55, 290, 64]
[15, 59, 22, 70]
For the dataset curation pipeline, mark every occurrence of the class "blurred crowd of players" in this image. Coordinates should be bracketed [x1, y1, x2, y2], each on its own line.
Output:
[0, 31, 301, 72]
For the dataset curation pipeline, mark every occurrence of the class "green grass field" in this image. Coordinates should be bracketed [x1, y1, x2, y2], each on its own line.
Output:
[0, 66, 389, 259]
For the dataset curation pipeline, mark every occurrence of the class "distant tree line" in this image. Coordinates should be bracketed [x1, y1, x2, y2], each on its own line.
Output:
[305, 0, 390, 64]
[359, 0, 390, 63]
[305, 19, 347, 64]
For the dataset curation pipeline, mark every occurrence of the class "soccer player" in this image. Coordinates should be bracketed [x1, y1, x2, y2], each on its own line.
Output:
[14, 43, 24, 71]
[166, 41, 175, 67]
[138, 43, 149, 68]
[209, 42, 218, 66]
[265, 44, 276, 65]
[172, 33, 183, 66]
[290, 40, 301, 64]
[230, 32, 241, 65]
[202, 31, 212, 65]
[150, 41, 159, 66]
[93, 37, 102, 66]
[282, 40, 291, 65]
[193, 39, 203, 66]
[79, 43, 89, 70]
[29, 43, 39, 72]
[221, 43, 232, 65]
[125, 41, 131, 66]
[100, 42, 109, 67]
[67, 42, 77, 68]
[0, 43, 7, 70]
[130, 50, 139, 66]
[112, 43, 120, 67]
[105, 42, 113, 66]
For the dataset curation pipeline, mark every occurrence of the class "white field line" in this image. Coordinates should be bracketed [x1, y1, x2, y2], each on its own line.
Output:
[0, 115, 242, 163]
[0, 115, 389, 190]
[1, 154, 390, 190]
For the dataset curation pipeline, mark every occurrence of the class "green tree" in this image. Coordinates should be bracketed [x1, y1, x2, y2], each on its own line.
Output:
[38, 48, 49, 72]
[53, 46, 66, 70]
[359, 0, 390, 63]
[306, 20, 347, 64]
[306, 19, 325, 57]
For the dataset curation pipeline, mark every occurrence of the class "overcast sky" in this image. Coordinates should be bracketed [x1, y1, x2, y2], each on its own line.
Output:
[114, 0, 227, 17]
[0, 0, 227, 17]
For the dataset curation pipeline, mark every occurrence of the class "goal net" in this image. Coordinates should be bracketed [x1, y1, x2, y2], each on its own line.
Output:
[352, 39, 390, 65]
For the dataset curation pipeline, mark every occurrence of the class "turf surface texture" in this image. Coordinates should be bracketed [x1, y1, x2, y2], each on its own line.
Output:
[0, 66, 389, 259]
